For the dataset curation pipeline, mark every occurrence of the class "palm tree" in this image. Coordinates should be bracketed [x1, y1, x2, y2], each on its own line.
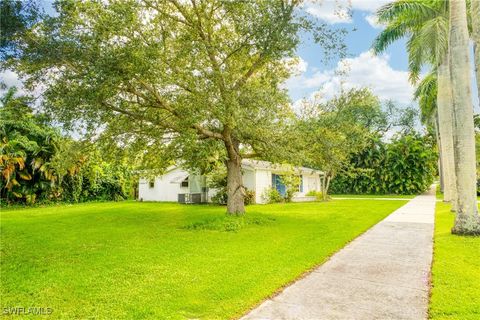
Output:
[414, 71, 437, 127]
[414, 71, 444, 190]
[372, 0, 457, 205]
[449, 0, 480, 235]
[472, 0, 480, 101]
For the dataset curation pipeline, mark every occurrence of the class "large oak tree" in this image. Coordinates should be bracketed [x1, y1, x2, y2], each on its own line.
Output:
[4, 0, 343, 214]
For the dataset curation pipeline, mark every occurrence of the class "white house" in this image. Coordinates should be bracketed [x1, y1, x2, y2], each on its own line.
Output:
[138, 159, 323, 204]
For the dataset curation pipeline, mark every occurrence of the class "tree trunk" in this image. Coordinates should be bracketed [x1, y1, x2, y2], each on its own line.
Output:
[434, 111, 444, 193]
[449, 0, 480, 235]
[324, 175, 331, 201]
[224, 139, 245, 215]
[472, 0, 480, 101]
[437, 56, 457, 208]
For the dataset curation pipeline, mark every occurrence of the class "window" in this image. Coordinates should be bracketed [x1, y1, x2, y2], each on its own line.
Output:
[149, 180, 155, 188]
[181, 177, 189, 188]
[299, 175, 303, 192]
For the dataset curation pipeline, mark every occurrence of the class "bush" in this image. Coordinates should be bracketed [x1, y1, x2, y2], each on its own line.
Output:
[262, 188, 283, 204]
[305, 190, 326, 201]
[244, 189, 255, 205]
[330, 134, 437, 195]
[211, 188, 255, 205]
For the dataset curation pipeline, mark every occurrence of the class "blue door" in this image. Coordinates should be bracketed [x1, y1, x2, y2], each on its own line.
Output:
[272, 174, 286, 197]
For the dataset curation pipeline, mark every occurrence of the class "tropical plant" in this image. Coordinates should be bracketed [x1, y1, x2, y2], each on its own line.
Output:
[0, 88, 62, 204]
[0, 89, 135, 205]
[330, 134, 437, 195]
[372, 0, 457, 205]
[279, 170, 301, 203]
[262, 188, 283, 204]
[298, 88, 391, 200]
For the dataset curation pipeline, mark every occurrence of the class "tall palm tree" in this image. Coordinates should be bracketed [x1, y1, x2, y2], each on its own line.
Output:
[472, 0, 480, 101]
[372, 0, 457, 205]
[449, 0, 480, 234]
[414, 71, 444, 190]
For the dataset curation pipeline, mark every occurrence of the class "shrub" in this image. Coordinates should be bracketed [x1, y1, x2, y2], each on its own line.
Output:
[244, 189, 255, 205]
[211, 188, 228, 205]
[330, 134, 437, 195]
[262, 188, 283, 204]
[183, 215, 276, 232]
[211, 188, 255, 205]
[305, 190, 326, 201]
[279, 171, 300, 202]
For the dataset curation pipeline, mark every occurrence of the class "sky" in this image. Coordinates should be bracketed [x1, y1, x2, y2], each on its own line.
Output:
[2, 0, 479, 112]
[288, 0, 479, 112]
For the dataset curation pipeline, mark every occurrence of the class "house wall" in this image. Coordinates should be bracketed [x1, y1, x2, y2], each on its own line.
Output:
[138, 165, 322, 204]
[255, 169, 273, 204]
[138, 168, 189, 201]
[243, 169, 256, 191]
[300, 173, 322, 195]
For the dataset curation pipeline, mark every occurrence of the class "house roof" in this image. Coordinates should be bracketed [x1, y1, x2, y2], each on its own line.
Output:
[241, 159, 323, 175]
[143, 159, 323, 178]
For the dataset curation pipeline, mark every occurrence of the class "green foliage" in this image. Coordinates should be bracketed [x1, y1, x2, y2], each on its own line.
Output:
[414, 71, 437, 126]
[0, 88, 135, 205]
[330, 134, 437, 195]
[0, 88, 62, 204]
[207, 167, 255, 205]
[262, 188, 283, 204]
[5, 0, 346, 213]
[0, 0, 42, 59]
[304, 190, 325, 201]
[297, 88, 418, 198]
[373, 0, 448, 82]
[244, 189, 256, 205]
[279, 167, 301, 202]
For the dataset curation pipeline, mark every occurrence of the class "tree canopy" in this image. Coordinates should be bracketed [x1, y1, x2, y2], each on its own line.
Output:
[4, 0, 346, 214]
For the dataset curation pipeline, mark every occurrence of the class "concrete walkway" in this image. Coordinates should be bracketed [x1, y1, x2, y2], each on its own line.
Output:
[242, 188, 436, 320]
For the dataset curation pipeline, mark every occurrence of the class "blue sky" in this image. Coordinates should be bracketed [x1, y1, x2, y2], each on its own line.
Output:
[2, 0, 478, 112]
[289, 0, 479, 111]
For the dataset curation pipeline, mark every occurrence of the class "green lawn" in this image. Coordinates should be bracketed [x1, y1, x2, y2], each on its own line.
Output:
[1, 200, 405, 319]
[331, 194, 415, 199]
[429, 202, 480, 319]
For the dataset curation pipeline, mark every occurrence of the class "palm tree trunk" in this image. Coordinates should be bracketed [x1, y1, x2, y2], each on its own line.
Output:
[437, 55, 457, 208]
[449, 0, 480, 235]
[434, 111, 444, 193]
[472, 0, 480, 100]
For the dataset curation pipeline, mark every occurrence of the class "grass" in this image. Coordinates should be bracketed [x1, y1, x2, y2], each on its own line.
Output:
[1, 200, 405, 319]
[331, 194, 415, 199]
[429, 202, 480, 319]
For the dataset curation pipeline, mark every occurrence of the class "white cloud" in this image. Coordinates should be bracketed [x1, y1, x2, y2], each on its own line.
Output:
[304, 0, 390, 25]
[350, 0, 390, 12]
[365, 14, 384, 29]
[289, 50, 414, 105]
[296, 57, 309, 74]
[304, 0, 352, 24]
[1, 70, 22, 88]
[0, 70, 26, 96]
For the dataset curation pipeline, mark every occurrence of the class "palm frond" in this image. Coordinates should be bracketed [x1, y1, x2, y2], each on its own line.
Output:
[414, 70, 438, 125]
[376, 0, 439, 25]
[372, 22, 409, 54]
